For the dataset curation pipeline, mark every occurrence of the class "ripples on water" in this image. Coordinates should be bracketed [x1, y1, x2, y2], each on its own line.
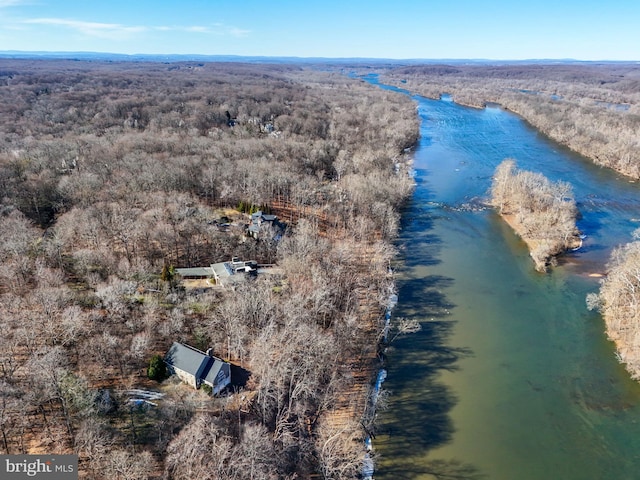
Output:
[367, 76, 640, 480]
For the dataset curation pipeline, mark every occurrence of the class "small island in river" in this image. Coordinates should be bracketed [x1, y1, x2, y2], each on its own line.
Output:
[490, 159, 581, 272]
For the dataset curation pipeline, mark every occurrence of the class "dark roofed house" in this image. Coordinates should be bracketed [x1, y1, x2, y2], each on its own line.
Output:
[165, 342, 231, 395]
[248, 211, 282, 240]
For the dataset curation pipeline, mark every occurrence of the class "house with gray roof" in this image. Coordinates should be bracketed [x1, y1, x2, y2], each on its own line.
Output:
[175, 257, 257, 287]
[211, 257, 257, 287]
[248, 211, 282, 240]
[174, 266, 214, 279]
[164, 342, 231, 395]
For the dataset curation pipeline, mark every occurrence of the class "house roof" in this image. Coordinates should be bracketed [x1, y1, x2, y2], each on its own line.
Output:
[175, 266, 214, 277]
[251, 211, 277, 223]
[211, 259, 256, 286]
[165, 342, 228, 387]
[211, 261, 233, 279]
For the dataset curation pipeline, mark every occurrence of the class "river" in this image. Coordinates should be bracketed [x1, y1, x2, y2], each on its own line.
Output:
[365, 76, 640, 479]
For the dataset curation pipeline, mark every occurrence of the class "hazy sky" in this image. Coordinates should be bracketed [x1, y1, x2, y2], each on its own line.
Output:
[0, 0, 638, 60]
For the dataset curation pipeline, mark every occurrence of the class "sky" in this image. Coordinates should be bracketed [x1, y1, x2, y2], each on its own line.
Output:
[0, 0, 639, 60]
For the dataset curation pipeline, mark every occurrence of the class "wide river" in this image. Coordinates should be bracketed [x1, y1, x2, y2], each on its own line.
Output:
[366, 76, 640, 479]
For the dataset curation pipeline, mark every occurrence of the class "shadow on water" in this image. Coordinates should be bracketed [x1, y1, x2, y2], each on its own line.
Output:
[399, 235, 443, 269]
[372, 82, 485, 478]
[395, 275, 454, 315]
[377, 319, 473, 435]
[375, 318, 479, 478]
[376, 272, 478, 478]
[378, 460, 487, 480]
[398, 198, 447, 270]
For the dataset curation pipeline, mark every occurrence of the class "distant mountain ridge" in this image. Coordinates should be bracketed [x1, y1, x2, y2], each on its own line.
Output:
[0, 50, 635, 65]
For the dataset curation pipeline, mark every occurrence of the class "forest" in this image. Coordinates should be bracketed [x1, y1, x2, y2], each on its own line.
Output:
[380, 63, 640, 178]
[0, 59, 419, 478]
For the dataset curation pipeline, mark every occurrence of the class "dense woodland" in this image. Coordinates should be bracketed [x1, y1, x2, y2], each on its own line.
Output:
[4, 57, 640, 476]
[490, 159, 580, 271]
[0, 59, 419, 478]
[381, 63, 640, 178]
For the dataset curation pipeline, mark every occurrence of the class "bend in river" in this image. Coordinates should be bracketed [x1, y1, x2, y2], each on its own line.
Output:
[366, 75, 640, 480]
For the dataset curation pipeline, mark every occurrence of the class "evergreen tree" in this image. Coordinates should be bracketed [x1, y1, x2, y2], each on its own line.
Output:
[147, 355, 167, 381]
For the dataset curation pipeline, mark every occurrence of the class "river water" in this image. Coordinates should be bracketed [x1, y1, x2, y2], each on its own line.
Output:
[366, 77, 640, 479]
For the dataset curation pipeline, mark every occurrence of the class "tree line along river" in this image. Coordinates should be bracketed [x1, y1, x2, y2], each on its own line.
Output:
[365, 75, 640, 480]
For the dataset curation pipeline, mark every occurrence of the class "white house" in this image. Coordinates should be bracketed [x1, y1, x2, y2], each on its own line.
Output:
[175, 257, 257, 287]
[210, 257, 257, 286]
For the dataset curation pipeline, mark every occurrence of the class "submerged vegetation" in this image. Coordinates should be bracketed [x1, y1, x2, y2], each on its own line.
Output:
[490, 159, 580, 272]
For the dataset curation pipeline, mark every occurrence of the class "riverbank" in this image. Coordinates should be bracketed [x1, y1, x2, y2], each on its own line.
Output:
[380, 63, 640, 179]
[500, 212, 582, 271]
[594, 241, 640, 381]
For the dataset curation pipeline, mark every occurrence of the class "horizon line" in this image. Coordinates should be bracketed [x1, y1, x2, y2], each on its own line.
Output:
[1, 50, 638, 64]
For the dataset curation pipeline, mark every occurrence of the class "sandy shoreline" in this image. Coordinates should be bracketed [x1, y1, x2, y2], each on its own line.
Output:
[500, 213, 581, 271]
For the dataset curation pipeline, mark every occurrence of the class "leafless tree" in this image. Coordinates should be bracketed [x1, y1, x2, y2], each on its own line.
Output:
[0, 59, 422, 477]
[490, 159, 580, 271]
